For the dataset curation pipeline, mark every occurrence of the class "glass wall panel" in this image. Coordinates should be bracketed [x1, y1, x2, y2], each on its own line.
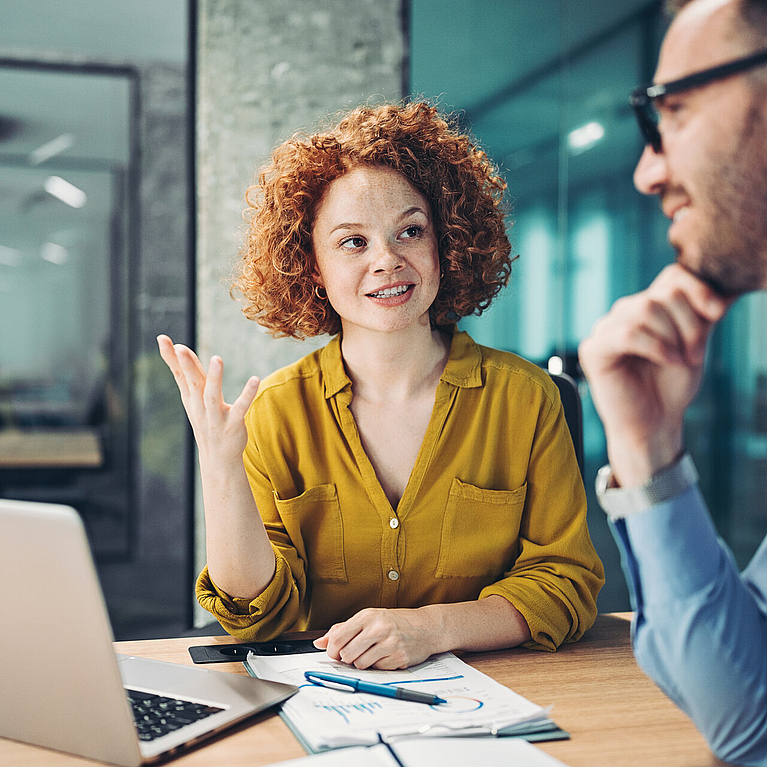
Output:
[0, 66, 133, 557]
[1, 2, 193, 640]
[411, 0, 767, 609]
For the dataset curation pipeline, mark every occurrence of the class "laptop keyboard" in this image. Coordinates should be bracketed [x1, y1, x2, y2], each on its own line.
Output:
[127, 688, 225, 742]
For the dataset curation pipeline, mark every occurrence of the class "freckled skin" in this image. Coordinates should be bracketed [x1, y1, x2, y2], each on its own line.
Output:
[311, 165, 441, 336]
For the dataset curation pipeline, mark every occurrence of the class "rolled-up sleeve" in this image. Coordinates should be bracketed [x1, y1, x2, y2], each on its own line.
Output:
[480, 388, 605, 651]
[195, 552, 301, 640]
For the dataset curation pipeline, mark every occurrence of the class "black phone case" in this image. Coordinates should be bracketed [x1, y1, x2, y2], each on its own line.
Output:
[188, 638, 322, 663]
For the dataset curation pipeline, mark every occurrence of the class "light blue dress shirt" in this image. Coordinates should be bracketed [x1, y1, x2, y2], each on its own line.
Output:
[611, 484, 767, 766]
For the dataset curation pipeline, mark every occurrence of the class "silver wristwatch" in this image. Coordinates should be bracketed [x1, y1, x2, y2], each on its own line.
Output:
[595, 453, 698, 519]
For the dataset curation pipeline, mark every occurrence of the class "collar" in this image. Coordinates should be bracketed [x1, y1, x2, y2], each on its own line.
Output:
[320, 327, 483, 400]
[321, 334, 351, 399]
[439, 328, 483, 388]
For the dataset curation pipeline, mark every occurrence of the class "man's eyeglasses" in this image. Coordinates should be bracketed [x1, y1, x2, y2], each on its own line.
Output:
[630, 48, 767, 153]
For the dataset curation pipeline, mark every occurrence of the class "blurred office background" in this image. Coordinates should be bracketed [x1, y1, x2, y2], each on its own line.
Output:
[2, 0, 766, 638]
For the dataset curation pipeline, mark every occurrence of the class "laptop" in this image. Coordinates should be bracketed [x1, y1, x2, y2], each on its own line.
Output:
[0, 498, 298, 766]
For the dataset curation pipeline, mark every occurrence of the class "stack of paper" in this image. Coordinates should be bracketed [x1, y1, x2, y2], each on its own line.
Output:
[246, 650, 564, 753]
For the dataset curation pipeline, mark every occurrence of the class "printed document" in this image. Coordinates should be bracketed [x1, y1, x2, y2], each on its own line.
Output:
[246, 651, 555, 752]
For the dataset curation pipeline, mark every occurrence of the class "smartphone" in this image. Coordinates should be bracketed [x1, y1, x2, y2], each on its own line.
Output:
[188, 638, 322, 664]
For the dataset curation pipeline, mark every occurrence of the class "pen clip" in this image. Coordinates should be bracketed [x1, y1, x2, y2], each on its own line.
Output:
[304, 672, 358, 692]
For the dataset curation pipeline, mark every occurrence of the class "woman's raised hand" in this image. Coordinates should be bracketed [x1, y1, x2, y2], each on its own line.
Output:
[157, 334, 260, 465]
[158, 334, 276, 598]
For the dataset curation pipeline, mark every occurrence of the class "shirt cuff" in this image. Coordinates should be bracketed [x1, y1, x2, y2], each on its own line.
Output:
[479, 572, 599, 652]
[195, 553, 299, 634]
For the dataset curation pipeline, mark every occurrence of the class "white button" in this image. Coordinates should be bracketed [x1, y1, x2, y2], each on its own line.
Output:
[388, 570, 399, 581]
[389, 518, 399, 529]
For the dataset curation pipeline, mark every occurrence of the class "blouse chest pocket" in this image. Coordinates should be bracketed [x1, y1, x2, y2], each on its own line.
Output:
[273, 483, 348, 584]
[435, 478, 527, 579]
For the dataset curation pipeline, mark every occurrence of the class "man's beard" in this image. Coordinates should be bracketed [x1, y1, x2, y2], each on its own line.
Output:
[680, 103, 767, 298]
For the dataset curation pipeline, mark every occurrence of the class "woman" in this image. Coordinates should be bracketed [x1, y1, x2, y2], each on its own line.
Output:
[159, 102, 603, 670]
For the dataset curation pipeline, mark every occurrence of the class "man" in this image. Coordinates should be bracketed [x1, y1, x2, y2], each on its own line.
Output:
[579, 0, 767, 763]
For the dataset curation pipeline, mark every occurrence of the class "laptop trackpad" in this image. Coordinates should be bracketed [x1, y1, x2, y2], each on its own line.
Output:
[117, 655, 210, 692]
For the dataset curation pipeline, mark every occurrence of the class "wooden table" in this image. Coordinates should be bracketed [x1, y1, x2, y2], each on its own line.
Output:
[1, 613, 723, 766]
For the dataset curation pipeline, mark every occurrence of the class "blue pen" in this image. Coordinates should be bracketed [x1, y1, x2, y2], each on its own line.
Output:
[304, 671, 447, 705]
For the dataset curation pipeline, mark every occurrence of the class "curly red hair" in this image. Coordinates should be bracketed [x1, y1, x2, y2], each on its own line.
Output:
[235, 101, 515, 338]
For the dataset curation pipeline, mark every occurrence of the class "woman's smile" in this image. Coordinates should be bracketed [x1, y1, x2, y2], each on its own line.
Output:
[365, 283, 414, 304]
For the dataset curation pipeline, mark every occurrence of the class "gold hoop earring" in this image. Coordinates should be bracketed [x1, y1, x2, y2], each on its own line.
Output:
[314, 284, 327, 300]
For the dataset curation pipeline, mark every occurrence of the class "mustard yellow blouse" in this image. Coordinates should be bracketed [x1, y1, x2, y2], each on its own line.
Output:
[197, 330, 604, 650]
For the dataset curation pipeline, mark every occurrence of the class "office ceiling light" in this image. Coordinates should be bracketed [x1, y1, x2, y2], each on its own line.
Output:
[44, 175, 86, 208]
[0, 245, 21, 267]
[41, 242, 68, 265]
[568, 122, 605, 154]
[30, 133, 74, 165]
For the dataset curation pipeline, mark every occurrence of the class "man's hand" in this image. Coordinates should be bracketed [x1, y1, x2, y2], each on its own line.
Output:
[579, 265, 731, 487]
[313, 607, 440, 670]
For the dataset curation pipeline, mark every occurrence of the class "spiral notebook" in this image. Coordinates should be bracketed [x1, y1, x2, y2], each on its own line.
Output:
[244, 650, 567, 753]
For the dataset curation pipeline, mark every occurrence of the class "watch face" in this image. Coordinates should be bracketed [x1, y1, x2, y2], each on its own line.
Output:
[595, 463, 645, 518]
[595, 465, 614, 498]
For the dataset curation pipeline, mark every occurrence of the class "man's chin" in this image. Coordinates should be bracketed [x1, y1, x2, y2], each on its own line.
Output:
[674, 250, 746, 299]
[697, 273, 746, 299]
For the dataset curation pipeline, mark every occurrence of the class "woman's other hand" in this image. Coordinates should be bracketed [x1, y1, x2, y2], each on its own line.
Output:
[157, 334, 259, 466]
[313, 607, 438, 670]
[313, 597, 530, 670]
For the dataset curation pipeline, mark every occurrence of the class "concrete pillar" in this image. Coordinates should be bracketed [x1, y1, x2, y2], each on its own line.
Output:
[196, 0, 407, 613]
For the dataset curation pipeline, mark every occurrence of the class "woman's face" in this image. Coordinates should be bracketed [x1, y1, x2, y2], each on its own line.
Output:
[311, 165, 440, 337]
